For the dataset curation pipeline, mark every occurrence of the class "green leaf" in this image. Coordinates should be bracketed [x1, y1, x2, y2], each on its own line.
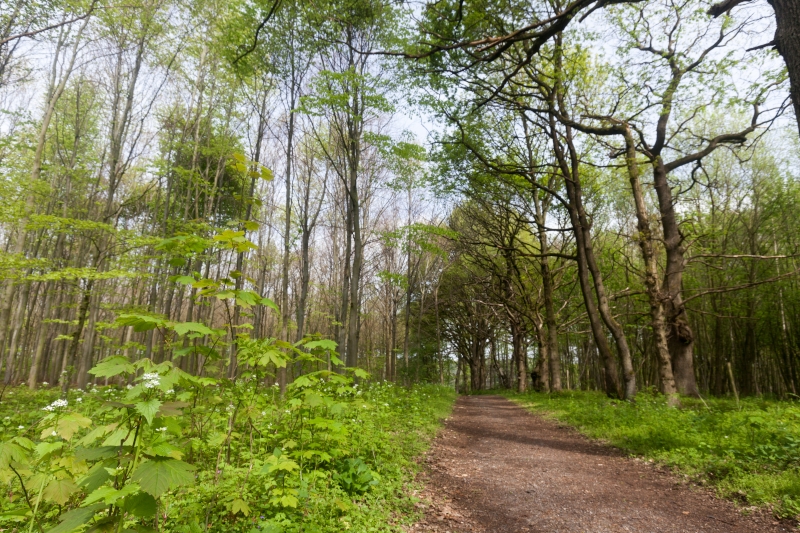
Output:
[89, 355, 134, 378]
[279, 494, 298, 508]
[36, 441, 63, 460]
[260, 167, 274, 181]
[231, 498, 250, 516]
[122, 491, 157, 517]
[43, 478, 78, 505]
[259, 297, 279, 313]
[78, 461, 113, 493]
[0, 508, 29, 522]
[75, 446, 117, 461]
[303, 392, 324, 408]
[172, 322, 215, 337]
[101, 427, 135, 447]
[157, 401, 188, 418]
[303, 339, 337, 351]
[136, 399, 162, 425]
[45, 503, 104, 533]
[83, 484, 139, 505]
[115, 314, 168, 333]
[352, 368, 369, 379]
[132, 458, 195, 497]
[50, 413, 92, 440]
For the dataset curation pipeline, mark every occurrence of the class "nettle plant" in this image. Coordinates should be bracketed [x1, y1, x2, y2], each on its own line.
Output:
[0, 228, 379, 533]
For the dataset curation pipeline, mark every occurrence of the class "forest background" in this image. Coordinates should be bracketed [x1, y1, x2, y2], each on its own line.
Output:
[1, 0, 798, 400]
[1, 0, 800, 530]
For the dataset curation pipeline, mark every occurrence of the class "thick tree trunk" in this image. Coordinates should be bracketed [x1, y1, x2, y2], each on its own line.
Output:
[653, 160, 700, 397]
[536, 324, 550, 393]
[28, 282, 55, 388]
[61, 279, 94, 395]
[622, 130, 678, 404]
[540, 234, 561, 392]
[4, 281, 31, 384]
[772, 0, 800, 137]
[346, 160, 362, 369]
[510, 320, 527, 392]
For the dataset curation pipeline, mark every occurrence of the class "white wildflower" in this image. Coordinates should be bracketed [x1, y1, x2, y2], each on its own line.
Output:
[41, 381, 49, 386]
[166, 389, 174, 394]
[42, 399, 68, 412]
[155, 427, 168, 432]
[141, 373, 160, 389]
[76, 397, 83, 402]
[126, 384, 133, 390]
[51, 431, 58, 437]
[17, 425, 24, 430]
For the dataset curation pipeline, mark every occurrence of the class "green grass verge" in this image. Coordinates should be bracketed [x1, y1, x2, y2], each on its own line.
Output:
[504, 389, 800, 519]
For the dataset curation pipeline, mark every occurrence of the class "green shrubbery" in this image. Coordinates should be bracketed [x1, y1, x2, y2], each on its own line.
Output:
[508, 389, 800, 518]
[0, 373, 454, 533]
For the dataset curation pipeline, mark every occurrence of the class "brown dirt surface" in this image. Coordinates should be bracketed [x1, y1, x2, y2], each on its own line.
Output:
[406, 395, 795, 533]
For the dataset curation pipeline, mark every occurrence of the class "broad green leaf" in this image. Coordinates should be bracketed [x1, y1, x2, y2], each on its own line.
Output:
[45, 503, 104, 533]
[77, 461, 113, 493]
[43, 478, 78, 505]
[122, 491, 157, 517]
[74, 446, 117, 461]
[83, 483, 139, 505]
[89, 355, 134, 377]
[303, 339, 337, 351]
[36, 441, 63, 460]
[0, 508, 29, 521]
[136, 399, 162, 425]
[352, 368, 369, 379]
[132, 458, 195, 497]
[231, 498, 250, 516]
[303, 392, 324, 408]
[157, 401, 188, 417]
[172, 322, 215, 337]
[114, 314, 168, 333]
[260, 297, 279, 313]
[101, 427, 135, 447]
[55, 413, 92, 440]
[279, 494, 298, 508]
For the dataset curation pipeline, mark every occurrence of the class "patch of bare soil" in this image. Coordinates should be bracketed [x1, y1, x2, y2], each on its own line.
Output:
[406, 395, 795, 533]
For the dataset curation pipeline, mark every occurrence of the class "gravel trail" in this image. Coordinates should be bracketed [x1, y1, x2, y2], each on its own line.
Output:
[408, 395, 793, 533]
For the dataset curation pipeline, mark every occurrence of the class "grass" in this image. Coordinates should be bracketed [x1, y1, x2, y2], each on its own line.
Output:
[505, 388, 800, 519]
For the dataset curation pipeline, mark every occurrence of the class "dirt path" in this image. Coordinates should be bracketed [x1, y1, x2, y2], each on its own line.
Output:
[408, 395, 793, 533]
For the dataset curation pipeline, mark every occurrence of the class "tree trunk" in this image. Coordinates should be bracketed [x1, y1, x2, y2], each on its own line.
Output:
[28, 282, 55, 388]
[772, 0, 800, 138]
[622, 129, 678, 404]
[653, 160, 699, 397]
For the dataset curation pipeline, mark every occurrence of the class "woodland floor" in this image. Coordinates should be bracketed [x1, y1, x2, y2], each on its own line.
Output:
[406, 395, 795, 533]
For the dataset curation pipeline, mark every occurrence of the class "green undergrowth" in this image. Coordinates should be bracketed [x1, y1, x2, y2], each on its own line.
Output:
[0, 376, 455, 533]
[505, 389, 800, 520]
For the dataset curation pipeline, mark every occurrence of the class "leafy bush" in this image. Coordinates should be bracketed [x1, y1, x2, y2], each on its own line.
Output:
[333, 458, 379, 495]
[0, 369, 454, 533]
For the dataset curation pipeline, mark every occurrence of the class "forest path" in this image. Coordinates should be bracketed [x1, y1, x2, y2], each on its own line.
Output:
[406, 395, 791, 533]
